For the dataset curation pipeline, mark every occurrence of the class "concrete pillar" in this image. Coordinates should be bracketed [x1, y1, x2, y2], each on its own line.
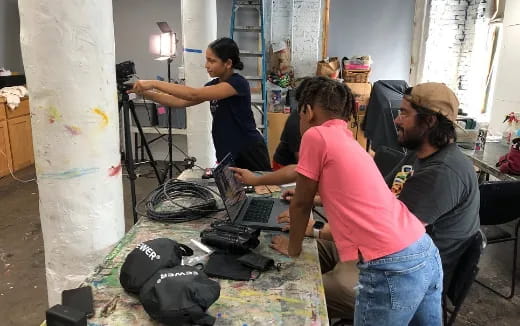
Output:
[182, 0, 217, 168]
[18, 0, 125, 305]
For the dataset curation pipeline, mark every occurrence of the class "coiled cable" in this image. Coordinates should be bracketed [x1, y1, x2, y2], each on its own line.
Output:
[137, 179, 224, 223]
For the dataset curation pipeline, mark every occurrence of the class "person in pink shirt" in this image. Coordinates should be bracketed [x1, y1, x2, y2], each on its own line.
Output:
[270, 77, 443, 325]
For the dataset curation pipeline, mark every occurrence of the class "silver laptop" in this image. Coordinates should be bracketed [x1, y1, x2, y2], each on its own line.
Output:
[213, 153, 288, 230]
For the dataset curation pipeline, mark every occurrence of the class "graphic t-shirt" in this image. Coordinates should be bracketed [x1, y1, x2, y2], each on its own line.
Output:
[384, 143, 480, 286]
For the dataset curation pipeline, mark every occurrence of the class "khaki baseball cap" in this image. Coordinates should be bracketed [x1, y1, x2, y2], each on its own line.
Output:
[404, 82, 459, 122]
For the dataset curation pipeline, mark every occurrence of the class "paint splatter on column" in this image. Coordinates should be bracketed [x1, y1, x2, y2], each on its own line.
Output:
[40, 167, 99, 180]
[64, 125, 81, 135]
[108, 163, 122, 176]
[93, 107, 109, 128]
[48, 106, 62, 123]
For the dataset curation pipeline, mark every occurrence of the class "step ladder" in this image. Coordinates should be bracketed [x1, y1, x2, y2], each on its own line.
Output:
[230, 0, 268, 142]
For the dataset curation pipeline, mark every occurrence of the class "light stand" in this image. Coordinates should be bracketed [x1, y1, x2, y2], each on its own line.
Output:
[163, 57, 178, 181]
[150, 22, 182, 182]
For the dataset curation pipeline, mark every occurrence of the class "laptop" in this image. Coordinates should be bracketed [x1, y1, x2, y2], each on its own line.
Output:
[213, 153, 288, 230]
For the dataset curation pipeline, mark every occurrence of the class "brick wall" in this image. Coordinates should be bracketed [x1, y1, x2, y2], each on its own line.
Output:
[270, 0, 322, 78]
[271, 0, 292, 43]
[291, 0, 322, 78]
[421, 0, 490, 118]
[422, 0, 467, 90]
[455, 0, 489, 117]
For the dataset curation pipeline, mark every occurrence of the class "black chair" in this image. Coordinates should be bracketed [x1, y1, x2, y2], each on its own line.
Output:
[373, 146, 405, 177]
[443, 230, 486, 326]
[361, 80, 408, 153]
[476, 181, 520, 299]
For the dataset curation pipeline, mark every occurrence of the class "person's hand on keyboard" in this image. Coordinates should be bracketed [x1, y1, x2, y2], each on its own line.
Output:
[281, 189, 295, 202]
[282, 190, 322, 206]
[277, 210, 314, 237]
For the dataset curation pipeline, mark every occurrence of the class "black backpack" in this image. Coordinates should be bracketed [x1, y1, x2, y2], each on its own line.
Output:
[139, 265, 220, 326]
[119, 238, 193, 294]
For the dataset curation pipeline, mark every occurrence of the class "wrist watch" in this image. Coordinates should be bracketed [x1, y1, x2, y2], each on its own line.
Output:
[312, 221, 325, 239]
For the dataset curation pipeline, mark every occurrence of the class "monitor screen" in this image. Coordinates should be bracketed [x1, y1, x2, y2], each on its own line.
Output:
[213, 154, 247, 222]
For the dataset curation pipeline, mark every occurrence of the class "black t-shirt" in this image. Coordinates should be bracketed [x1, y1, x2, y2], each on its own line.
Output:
[273, 109, 301, 165]
[205, 73, 263, 162]
[384, 143, 480, 286]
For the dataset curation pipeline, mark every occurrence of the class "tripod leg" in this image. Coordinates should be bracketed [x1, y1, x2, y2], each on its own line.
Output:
[134, 133, 138, 162]
[168, 105, 173, 179]
[129, 101, 162, 182]
[122, 100, 138, 224]
[167, 59, 174, 180]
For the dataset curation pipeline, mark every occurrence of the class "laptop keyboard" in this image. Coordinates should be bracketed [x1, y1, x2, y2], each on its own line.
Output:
[243, 198, 275, 223]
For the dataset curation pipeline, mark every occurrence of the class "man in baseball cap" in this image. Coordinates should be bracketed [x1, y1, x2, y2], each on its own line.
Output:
[403, 82, 460, 122]
[389, 82, 480, 290]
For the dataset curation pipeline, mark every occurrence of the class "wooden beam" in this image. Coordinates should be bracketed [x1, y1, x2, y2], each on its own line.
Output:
[321, 0, 330, 59]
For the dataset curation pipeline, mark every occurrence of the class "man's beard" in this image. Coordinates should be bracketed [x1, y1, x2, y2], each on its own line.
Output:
[397, 126, 426, 150]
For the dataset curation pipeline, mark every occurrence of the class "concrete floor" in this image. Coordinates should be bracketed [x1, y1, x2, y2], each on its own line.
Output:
[0, 166, 519, 325]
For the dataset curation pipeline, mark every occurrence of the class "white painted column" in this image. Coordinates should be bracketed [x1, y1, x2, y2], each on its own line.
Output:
[182, 0, 216, 168]
[18, 0, 125, 305]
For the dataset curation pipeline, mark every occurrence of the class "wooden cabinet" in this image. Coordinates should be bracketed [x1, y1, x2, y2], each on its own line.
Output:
[0, 120, 12, 176]
[0, 102, 6, 121]
[6, 98, 30, 119]
[8, 115, 34, 171]
[0, 98, 34, 177]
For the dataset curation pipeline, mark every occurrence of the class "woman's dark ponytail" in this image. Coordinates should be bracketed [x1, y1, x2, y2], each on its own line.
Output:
[233, 61, 244, 70]
[208, 37, 243, 70]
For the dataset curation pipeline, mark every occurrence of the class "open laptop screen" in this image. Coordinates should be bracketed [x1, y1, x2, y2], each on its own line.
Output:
[213, 153, 247, 222]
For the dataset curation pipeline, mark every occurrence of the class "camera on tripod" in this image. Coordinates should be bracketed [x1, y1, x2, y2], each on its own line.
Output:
[116, 60, 136, 90]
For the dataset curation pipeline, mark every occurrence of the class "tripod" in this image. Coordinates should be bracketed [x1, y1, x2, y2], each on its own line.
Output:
[119, 83, 162, 223]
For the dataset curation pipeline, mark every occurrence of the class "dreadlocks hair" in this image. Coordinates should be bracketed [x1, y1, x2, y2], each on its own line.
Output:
[404, 87, 457, 148]
[295, 76, 357, 124]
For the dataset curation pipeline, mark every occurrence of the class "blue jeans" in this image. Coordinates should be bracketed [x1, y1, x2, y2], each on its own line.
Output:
[354, 234, 443, 326]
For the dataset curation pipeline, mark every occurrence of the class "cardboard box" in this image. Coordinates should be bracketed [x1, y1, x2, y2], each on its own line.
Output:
[269, 40, 293, 75]
[346, 83, 371, 102]
[317, 57, 340, 79]
[346, 82, 371, 113]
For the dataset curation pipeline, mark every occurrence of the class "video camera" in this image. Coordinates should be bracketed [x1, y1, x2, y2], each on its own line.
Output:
[116, 60, 136, 84]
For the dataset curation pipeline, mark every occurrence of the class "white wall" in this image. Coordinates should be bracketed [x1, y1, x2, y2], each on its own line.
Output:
[328, 0, 415, 82]
[489, 0, 520, 133]
[0, 0, 24, 72]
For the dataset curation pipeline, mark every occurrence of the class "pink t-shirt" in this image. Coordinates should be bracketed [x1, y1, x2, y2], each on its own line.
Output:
[296, 119, 425, 261]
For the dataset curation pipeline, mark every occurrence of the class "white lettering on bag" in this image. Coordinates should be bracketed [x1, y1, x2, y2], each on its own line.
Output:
[136, 243, 161, 261]
[156, 270, 199, 283]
